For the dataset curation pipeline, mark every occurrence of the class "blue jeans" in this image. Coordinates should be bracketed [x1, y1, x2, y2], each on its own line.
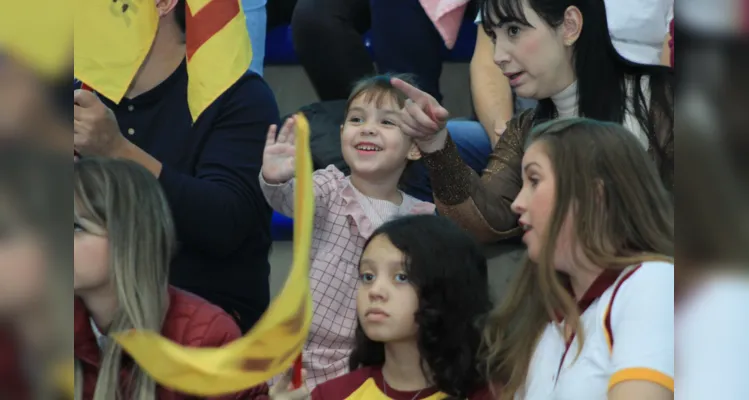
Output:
[242, 0, 267, 76]
[403, 120, 493, 203]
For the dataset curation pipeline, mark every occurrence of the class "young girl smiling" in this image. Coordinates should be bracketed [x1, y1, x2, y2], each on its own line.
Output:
[260, 75, 435, 388]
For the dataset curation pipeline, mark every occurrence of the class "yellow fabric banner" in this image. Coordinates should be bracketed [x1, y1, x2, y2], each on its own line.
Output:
[185, 0, 252, 121]
[346, 379, 448, 400]
[73, 0, 158, 103]
[113, 114, 314, 396]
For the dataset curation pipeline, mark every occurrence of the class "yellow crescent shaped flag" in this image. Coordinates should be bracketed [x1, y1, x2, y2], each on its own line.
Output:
[112, 114, 314, 395]
[73, 0, 159, 102]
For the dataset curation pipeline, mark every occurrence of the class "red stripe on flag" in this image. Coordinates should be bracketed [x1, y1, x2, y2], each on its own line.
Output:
[185, 0, 240, 61]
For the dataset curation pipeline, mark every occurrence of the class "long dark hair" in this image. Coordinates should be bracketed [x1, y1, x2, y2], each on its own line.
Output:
[348, 215, 493, 398]
[480, 0, 673, 180]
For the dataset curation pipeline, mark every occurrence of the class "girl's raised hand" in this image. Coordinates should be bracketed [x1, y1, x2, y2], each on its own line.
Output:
[391, 77, 450, 153]
[262, 117, 297, 184]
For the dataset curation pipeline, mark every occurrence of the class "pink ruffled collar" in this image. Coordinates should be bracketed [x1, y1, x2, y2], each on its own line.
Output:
[339, 178, 435, 239]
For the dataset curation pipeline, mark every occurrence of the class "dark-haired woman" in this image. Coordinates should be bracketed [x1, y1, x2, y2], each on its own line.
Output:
[392, 0, 673, 243]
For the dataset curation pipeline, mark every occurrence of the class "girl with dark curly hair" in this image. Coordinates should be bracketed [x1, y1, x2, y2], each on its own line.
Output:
[311, 214, 495, 400]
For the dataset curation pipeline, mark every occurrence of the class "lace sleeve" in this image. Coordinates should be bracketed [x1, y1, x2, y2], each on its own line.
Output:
[422, 110, 535, 242]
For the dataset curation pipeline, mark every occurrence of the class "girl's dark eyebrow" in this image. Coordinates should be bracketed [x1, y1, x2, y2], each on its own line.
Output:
[497, 16, 530, 27]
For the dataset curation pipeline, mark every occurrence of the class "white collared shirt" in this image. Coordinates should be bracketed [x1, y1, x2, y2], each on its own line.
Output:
[521, 261, 674, 399]
[90, 318, 108, 350]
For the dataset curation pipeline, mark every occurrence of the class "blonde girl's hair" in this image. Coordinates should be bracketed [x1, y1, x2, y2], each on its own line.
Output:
[74, 157, 176, 400]
[481, 118, 674, 398]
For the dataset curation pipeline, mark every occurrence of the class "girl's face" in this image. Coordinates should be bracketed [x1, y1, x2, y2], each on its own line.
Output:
[73, 205, 110, 294]
[340, 94, 421, 181]
[356, 234, 419, 343]
[511, 142, 575, 271]
[487, 0, 577, 99]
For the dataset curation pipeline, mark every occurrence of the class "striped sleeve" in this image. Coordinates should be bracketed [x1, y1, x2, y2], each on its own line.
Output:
[607, 261, 674, 392]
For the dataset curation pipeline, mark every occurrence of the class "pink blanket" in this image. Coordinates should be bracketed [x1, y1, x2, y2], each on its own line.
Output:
[419, 0, 471, 49]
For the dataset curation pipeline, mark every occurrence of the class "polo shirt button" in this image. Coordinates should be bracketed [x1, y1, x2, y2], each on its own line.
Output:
[127, 105, 135, 111]
[127, 128, 135, 135]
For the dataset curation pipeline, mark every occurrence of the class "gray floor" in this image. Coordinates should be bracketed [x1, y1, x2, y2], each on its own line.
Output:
[264, 62, 525, 302]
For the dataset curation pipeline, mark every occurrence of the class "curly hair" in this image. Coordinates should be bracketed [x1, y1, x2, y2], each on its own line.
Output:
[348, 215, 493, 398]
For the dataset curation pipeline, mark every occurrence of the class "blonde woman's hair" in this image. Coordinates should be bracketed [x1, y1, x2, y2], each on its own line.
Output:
[73, 158, 176, 400]
[481, 119, 674, 398]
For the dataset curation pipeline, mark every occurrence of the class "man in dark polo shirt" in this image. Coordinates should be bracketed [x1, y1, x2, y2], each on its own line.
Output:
[73, 0, 278, 332]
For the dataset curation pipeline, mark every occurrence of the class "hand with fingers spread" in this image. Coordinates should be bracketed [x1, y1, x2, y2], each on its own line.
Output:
[268, 368, 310, 400]
[390, 77, 450, 154]
[262, 117, 297, 184]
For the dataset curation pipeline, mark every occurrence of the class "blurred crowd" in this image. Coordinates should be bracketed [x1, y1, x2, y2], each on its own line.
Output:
[0, 0, 747, 399]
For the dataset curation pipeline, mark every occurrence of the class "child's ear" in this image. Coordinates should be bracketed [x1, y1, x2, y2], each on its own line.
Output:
[340, 124, 344, 135]
[407, 142, 422, 161]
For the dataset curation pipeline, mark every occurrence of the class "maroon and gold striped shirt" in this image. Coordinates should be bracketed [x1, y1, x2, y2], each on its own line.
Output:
[311, 366, 494, 400]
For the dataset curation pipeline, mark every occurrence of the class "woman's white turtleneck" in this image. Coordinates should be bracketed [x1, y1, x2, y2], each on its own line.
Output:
[551, 81, 579, 118]
[549, 79, 651, 149]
